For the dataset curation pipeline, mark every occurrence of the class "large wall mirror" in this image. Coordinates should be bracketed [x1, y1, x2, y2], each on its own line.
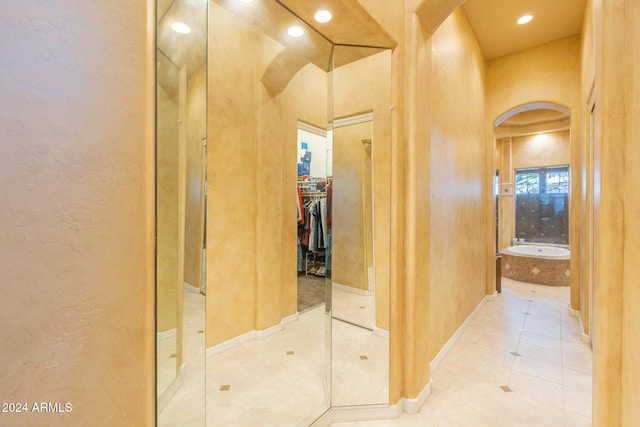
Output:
[330, 45, 391, 408]
[156, 0, 392, 425]
[156, 0, 207, 424]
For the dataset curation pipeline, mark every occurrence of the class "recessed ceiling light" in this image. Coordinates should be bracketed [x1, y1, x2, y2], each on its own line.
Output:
[314, 9, 332, 23]
[238, 0, 254, 3]
[171, 22, 191, 34]
[288, 26, 304, 38]
[517, 15, 533, 25]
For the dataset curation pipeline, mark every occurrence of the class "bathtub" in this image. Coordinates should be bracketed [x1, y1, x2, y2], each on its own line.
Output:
[500, 245, 570, 286]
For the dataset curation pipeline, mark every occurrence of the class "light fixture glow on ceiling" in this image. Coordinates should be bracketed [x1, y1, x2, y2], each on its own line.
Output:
[517, 15, 533, 25]
[288, 26, 304, 38]
[314, 9, 332, 23]
[171, 22, 191, 34]
[238, 0, 254, 3]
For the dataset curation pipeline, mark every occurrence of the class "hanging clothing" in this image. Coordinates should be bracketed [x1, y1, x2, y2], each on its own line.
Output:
[326, 183, 333, 225]
[296, 186, 304, 225]
[319, 199, 328, 248]
[297, 237, 304, 272]
[299, 195, 327, 252]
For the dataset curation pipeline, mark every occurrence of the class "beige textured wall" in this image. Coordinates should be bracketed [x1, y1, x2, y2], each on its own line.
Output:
[157, 84, 179, 332]
[496, 131, 571, 250]
[207, 3, 328, 346]
[511, 131, 571, 169]
[622, 1, 640, 424]
[207, 4, 260, 346]
[487, 36, 581, 120]
[487, 36, 581, 309]
[428, 7, 488, 361]
[184, 65, 207, 288]
[332, 122, 373, 292]
[578, 0, 596, 339]
[584, 0, 640, 425]
[0, 0, 154, 426]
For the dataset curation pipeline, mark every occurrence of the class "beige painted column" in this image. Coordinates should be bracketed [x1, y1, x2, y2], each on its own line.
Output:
[176, 65, 188, 370]
[592, 0, 640, 425]
[498, 138, 514, 251]
[621, 1, 640, 424]
[485, 123, 497, 295]
[592, 0, 623, 424]
[255, 83, 284, 330]
[400, 12, 433, 402]
[621, 1, 640, 425]
[388, 42, 407, 405]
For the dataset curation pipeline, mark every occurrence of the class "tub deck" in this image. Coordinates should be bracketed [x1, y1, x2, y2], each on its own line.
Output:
[500, 247, 570, 286]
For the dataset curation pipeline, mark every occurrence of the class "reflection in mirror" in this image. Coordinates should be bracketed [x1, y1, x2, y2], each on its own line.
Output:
[156, 0, 207, 424]
[331, 117, 374, 329]
[330, 45, 392, 407]
[297, 123, 329, 313]
[205, 0, 332, 425]
[156, 46, 180, 409]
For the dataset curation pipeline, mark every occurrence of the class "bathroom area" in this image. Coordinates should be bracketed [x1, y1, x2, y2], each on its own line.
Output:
[494, 105, 573, 288]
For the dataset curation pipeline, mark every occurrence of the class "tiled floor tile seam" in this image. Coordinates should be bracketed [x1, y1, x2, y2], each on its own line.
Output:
[510, 357, 566, 385]
[471, 318, 530, 331]
[460, 315, 526, 341]
[516, 328, 564, 341]
[457, 335, 524, 354]
[503, 300, 532, 388]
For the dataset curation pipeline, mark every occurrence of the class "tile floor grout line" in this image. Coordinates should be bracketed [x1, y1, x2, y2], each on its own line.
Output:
[559, 302, 569, 427]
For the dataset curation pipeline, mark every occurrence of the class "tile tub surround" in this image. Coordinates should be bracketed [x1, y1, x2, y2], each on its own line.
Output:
[500, 250, 570, 287]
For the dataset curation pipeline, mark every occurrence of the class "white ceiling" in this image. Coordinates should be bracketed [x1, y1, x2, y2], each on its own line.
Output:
[462, 0, 587, 60]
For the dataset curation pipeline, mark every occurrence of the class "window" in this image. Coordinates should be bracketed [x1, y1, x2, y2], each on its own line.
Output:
[515, 172, 539, 194]
[515, 166, 569, 245]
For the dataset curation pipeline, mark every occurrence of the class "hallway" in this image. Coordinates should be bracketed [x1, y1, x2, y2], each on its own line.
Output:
[332, 278, 592, 426]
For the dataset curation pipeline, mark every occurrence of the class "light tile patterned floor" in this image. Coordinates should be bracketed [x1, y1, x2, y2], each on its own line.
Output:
[331, 278, 593, 427]
[206, 305, 330, 427]
[159, 278, 591, 426]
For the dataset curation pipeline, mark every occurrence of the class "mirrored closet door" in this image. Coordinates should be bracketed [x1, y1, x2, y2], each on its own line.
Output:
[330, 45, 392, 408]
[205, 1, 332, 425]
[156, 0, 207, 424]
[156, 1, 394, 425]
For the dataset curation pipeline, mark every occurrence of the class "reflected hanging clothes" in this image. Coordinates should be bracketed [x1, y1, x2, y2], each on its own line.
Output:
[297, 237, 303, 272]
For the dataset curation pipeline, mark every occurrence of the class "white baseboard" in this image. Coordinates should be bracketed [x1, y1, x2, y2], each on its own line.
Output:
[576, 310, 591, 344]
[310, 402, 402, 425]
[206, 314, 300, 358]
[368, 266, 375, 293]
[157, 363, 185, 414]
[282, 312, 300, 325]
[402, 379, 433, 414]
[206, 330, 255, 358]
[332, 282, 373, 296]
[184, 282, 199, 292]
[255, 322, 283, 340]
[373, 327, 390, 339]
[430, 294, 490, 372]
[331, 403, 402, 422]
[310, 409, 332, 427]
[567, 305, 590, 344]
[568, 304, 579, 317]
[157, 328, 176, 341]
